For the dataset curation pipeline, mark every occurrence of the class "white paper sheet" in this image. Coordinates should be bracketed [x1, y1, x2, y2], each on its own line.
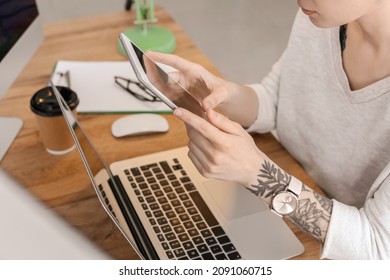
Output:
[52, 60, 171, 114]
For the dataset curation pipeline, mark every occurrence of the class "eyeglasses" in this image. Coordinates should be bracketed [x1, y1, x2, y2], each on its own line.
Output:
[114, 76, 161, 103]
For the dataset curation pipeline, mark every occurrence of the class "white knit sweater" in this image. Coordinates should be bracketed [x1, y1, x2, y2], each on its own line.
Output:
[247, 10, 390, 259]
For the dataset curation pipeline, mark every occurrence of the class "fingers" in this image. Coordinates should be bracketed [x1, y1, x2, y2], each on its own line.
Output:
[174, 107, 243, 138]
[146, 51, 194, 73]
[205, 108, 244, 135]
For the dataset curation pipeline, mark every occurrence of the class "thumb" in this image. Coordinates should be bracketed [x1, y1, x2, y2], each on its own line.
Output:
[202, 86, 229, 111]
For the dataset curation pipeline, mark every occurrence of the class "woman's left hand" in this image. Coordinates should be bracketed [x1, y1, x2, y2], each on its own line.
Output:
[174, 107, 267, 187]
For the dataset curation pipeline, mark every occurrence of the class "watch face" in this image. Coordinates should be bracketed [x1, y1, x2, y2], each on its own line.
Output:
[272, 192, 298, 215]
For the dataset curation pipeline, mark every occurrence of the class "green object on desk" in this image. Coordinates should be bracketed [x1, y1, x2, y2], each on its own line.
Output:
[117, 25, 176, 55]
[117, 0, 175, 55]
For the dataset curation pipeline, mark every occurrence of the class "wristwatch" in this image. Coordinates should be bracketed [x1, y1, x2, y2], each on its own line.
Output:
[270, 176, 302, 217]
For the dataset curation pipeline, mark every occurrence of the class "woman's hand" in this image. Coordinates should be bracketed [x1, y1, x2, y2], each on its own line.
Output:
[147, 52, 258, 127]
[173, 107, 267, 187]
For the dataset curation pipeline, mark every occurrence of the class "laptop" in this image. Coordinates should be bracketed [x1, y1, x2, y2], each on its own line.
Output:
[49, 81, 304, 260]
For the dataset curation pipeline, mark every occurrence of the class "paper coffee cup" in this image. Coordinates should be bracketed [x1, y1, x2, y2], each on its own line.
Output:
[30, 86, 79, 155]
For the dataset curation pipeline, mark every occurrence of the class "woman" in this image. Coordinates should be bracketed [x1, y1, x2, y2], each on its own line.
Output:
[148, 0, 390, 259]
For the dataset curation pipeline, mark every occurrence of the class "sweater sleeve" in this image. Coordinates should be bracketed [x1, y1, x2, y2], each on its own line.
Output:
[245, 52, 285, 134]
[321, 162, 390, 259]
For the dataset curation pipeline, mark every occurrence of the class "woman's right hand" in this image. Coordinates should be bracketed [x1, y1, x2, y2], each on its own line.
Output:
[147, 52, 258, 127]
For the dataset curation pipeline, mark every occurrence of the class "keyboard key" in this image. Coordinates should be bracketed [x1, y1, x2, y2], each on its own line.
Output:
[179, 194, 189, 201]
[171, 180, 181, 187]
[147, 177, 156, 184]
[161, 225, 172, 233]
[157, 234, 165, 242]
[210, 245, 222, 254]
[155, 190, 164, 197]
[153, 226, 160, 234]
[145, 196, 155, 203]
[173, 225, 185, 234]
[175, 187, 185, 194]
[163, 186, 173, 193]
[170, 218, 180, 227]
[184, 201, 194, 208]
[173, 164, 183, 171]
[152, 167, 161, 174]
[150, 203, 159, 210]
[165, 232, 176, 241]
[179, 213, 190, 221]
[211, 226, 225, 237]
[192, 236, 203, 244]
[142, 189, 152, 196]
[215, 253, 228, 260]
[131, 167, 141, 176]
[180, 176, 190, 183]
[162, 242, 169, 250]
[169, 240, 181, 249]
[218, 235, 231, 245]
[156, 173, 165, 180]
[192, 214, 202, 223]
[222, 243, 236, 253]
[196, 222, 207, 230]
[153, 210, 164, 218]
[183, 221, 195, 229]
[205, 237, 217, 246]
[201, 252, 215, 260]
[157, 217, 168, 225]
[172, 200, 181, 207]
[183, 241, 194, 250]
[166, 251, 174, 259]
[167, 193, 177, 200]
[136, 177, 145, 183]
[178, 233, 190, 242]
[166, 211, 176, 219]
[174, 248, 186, 258]
[162, 204, 172, 211]
[201, 229, 212, 238]
[159, 161, 173, 174]
[175, 206, 185, 214]
[188, 228, 199, 237]
[197, 244, 209, 253]
[228, 251, 242, 260]
[188, 249, 199, 259]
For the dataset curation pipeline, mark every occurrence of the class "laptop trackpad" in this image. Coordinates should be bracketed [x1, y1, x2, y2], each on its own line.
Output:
[203, 180, 267, 221]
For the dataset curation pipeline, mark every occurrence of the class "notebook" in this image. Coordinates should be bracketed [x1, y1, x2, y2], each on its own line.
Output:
[50, 81, 304, 260]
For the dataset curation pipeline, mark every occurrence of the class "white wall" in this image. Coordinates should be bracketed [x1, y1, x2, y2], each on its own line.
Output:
[36, 0, 124, 22]
[35, 0, 298, 84]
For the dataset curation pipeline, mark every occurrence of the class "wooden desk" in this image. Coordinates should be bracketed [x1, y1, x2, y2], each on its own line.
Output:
[0, 8, 321, 260]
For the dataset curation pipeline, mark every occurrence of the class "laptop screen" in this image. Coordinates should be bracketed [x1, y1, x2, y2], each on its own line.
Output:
[48, 81, 148, 259]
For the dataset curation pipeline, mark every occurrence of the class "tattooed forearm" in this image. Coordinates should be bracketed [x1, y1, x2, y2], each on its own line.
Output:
[248, 160, 333, 243]
[247, 160, 291, 198]
[289, 194, 332, 242]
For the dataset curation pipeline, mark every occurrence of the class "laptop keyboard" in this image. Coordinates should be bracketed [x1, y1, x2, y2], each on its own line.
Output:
[123, 158, 242, 260]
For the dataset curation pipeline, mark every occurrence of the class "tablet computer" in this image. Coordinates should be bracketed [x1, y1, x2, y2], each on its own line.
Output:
[119, 33, 206, 118]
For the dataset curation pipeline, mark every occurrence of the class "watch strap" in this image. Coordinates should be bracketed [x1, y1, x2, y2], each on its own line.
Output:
[287, 176, 302, 197]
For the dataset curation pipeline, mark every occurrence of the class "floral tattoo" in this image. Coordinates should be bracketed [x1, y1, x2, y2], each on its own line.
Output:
[248, 160, 333, 242]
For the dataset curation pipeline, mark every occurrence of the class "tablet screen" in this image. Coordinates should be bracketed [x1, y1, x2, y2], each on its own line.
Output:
[131, 42, 206, 118]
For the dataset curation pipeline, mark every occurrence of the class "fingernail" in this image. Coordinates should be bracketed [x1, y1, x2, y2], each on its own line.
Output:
[174, 108, 183, 117]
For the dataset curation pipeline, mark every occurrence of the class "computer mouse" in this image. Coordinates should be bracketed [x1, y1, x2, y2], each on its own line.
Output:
[111, 114, 169, 137]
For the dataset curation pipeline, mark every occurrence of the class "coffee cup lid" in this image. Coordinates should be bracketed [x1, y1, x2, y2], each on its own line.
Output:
[30, 86, 79, 117]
